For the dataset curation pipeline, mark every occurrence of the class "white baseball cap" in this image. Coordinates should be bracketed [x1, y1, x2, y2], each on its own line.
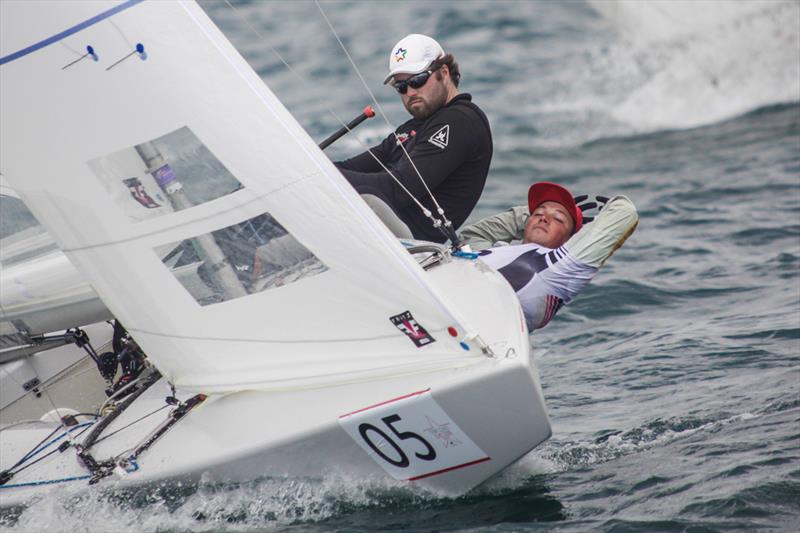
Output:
[383, 34, 445, 85]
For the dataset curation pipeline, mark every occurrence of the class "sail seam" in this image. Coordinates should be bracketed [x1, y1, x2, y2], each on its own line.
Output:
[126, 326, 452, 344]
[57, 172, 320, 252]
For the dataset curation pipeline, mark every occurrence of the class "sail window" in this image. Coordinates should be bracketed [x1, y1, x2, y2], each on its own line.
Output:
[86, 126, 242, 224]
[0, 195, 41, 240]
[160, 212, 328, 306]
[0, 194, 56, 266]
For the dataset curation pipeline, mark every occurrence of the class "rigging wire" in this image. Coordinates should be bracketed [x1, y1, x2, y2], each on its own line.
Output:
[86, 404, 170, 449]
[221, 0, 449, 233]
[313, 0, 455, 231]
[1, 423, 93, 480]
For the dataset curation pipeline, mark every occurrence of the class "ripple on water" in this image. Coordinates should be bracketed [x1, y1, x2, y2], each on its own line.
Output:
[744, 251, 800, 280]
[730, 225, 800, 246]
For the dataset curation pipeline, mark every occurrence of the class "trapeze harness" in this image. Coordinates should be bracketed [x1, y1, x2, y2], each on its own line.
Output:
[478, 243, 597, 332]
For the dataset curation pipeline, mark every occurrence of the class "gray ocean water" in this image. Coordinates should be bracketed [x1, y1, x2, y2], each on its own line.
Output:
[3, 1, 799, 531]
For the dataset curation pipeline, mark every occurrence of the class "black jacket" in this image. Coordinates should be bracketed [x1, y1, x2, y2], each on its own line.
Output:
[336, 94, 492, 242]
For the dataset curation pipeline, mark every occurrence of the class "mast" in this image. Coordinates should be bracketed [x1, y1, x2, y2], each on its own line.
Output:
[134, 142, 247, 299]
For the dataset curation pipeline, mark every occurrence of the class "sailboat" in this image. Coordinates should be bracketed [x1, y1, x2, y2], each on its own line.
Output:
[0, 0, 551, 505]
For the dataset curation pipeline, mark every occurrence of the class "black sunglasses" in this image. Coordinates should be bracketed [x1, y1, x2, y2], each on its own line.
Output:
[392, 68, 439, 94]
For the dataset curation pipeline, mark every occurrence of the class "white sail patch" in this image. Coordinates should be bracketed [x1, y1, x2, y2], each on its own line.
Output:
[427, 125, 450, 149]
[339, 389, 490, 481]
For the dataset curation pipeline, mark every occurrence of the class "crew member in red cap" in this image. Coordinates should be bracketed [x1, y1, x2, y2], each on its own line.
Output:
[459, 182, 639, 332]
[335, 34, 492, 244]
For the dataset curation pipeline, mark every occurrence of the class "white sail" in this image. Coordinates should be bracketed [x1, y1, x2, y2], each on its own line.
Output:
[0, 0, 484, 393]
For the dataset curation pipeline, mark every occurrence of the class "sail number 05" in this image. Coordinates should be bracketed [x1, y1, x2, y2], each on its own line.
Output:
[357, 414, 436, 467]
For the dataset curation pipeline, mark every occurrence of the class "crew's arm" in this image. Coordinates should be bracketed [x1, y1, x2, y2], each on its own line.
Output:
[458, 205, 529, 249]
[339, 108, 478, 209]
[334, 135, 394, 172]
[563, 195, 639, 267]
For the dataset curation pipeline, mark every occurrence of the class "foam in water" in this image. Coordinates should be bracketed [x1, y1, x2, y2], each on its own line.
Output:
[589, 0, 800, 131]
[0, 473, 440, 532]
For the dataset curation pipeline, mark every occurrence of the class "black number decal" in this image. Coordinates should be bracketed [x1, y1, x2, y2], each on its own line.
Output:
[381, 414, 437, 461]
[358, 423, 409, 467]
[356, 414, 438, 468]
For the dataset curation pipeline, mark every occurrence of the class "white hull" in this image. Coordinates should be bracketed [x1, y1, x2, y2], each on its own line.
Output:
[0, 259, 550, 505]
[1, 353, 548, 506]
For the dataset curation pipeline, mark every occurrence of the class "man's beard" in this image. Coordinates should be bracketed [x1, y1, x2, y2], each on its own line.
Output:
[404, 79, 448, 120]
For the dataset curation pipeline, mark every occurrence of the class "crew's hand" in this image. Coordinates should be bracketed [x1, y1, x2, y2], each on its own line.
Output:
[573, 194, 609, 224]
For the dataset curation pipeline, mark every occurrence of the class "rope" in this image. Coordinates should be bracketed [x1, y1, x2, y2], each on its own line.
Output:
[4, 426, 61, 472]
[0, 422, 93, 483]
[86, 404, 170, 449]
[0, 474, 91, 489]
[80, 368, 160, 452]
[99, 372, 146, 414]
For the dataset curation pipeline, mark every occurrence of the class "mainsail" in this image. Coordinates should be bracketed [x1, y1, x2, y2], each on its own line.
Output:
[0, 0, 484, 393]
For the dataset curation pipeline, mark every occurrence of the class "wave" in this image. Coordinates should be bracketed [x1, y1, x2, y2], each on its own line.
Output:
[570, 102, 799, 154]
[589, 1, 800, 132]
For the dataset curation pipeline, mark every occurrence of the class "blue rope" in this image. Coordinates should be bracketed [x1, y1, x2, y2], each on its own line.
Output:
[0, 445, 141, 490]
[19, 422, 95, 464]
[0, 474, 92, 489]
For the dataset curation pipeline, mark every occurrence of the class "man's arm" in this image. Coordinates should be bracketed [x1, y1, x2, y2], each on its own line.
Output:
[459, 205, 529, 249]
[334, 134, 396, 173]
[339, 107, 479, 210]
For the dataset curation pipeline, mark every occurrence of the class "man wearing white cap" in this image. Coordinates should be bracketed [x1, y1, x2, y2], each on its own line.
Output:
[336, 34, 493, 243]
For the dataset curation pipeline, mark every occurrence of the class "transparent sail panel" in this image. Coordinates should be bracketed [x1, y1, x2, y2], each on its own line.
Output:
[161, 212, 328, 306]
[0, 194, 55, 266]
[0, 195, 41, 239]
[86, 126, 242, 224]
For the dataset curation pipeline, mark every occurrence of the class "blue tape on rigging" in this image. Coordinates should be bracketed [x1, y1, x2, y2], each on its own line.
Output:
[0, 0, 144, 66]
[453, 250, 480, 260]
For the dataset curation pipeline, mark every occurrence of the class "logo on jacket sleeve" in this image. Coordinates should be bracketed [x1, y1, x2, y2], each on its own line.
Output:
[428, 124, 449, 149]
[390, 311, 436, 347]
[395, 130, 416, 146]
